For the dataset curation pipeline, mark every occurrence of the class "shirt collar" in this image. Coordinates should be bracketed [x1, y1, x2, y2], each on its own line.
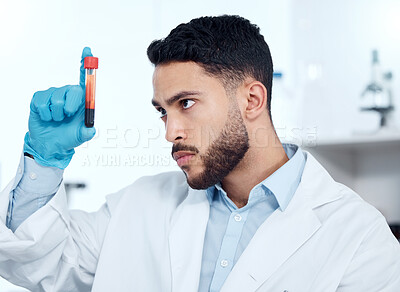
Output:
[261, 143, 305, 210]
[206, 143, 306, 211]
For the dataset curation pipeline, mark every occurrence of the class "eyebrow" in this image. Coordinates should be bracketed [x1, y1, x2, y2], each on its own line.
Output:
[152, 91, 201, 107]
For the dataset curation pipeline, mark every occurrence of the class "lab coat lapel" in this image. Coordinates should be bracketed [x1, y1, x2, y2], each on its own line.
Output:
[221, 152, 343, 292]
[221, 189, 321, 292]
[168, 187, 210, 292]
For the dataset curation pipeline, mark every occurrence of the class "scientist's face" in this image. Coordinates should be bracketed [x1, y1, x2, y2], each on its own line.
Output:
[152, 62, 249, 189]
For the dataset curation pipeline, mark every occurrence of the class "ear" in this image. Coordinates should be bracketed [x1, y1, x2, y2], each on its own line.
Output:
[244, 81, 268, 120]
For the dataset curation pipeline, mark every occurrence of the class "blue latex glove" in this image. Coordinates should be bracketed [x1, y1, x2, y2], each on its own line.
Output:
[24, 47, 96, 169]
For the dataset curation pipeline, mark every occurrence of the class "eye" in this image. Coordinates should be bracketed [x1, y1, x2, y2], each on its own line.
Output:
[156, 107, 167, 118]
[181, 99, 195, 109]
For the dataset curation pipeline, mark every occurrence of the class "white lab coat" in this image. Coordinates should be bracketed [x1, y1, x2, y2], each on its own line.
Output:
[0, 151, 399, 292]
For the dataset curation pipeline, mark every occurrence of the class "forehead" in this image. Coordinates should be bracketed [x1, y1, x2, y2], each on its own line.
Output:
[152, 62, 225, 102]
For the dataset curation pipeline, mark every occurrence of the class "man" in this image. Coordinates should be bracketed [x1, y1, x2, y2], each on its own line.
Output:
[0, 15, 399, 292]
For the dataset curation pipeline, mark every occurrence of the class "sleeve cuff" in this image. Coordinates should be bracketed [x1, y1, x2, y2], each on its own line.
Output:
[17, 156, 64, 194]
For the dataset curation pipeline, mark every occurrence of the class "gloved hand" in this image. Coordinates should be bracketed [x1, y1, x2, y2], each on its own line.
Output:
[23, 47, 96, 169]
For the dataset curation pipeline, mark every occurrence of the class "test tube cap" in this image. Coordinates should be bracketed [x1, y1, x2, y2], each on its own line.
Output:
[84, 57, 99, 69]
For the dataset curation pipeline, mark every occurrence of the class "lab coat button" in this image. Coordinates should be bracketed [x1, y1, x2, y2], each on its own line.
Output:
[220, 259, 229, 267]
[29, 172, 37, 180]
[18, 167, 22, 174]
[234, 214, 242, 222]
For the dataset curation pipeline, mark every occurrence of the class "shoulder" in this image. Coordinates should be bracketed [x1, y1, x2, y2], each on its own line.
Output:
[301, 151, 384, 223]
[333, 182, 400, 288]
[301, 150, 398, 251]
[298, 150, 400, 290]
[320, 182, 387, 233]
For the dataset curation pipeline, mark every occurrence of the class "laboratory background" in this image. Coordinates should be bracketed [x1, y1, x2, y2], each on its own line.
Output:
[1, 0, 400, 290]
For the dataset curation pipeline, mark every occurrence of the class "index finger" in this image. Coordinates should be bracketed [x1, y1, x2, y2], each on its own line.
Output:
[79, 47, 93, 88]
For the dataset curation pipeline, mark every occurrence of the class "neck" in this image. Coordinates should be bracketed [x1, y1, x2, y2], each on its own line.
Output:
[221, 128, 289, 208]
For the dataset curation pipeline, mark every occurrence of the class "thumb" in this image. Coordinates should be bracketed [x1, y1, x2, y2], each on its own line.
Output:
[79, 47, 93, 88]
[79, 125, 96, 143]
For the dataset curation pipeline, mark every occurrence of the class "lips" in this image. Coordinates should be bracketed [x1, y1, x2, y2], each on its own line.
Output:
[173, 151, 196, 167]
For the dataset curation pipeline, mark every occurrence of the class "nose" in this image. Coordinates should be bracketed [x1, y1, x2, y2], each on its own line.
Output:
[164, 115, 187, 143]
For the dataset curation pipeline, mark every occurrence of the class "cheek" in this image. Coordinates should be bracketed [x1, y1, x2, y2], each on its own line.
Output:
[197, 124, 223, 149]
[186, 102, 229, 149]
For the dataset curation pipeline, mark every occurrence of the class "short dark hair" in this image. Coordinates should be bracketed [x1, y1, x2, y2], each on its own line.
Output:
[147, 15, 274, 117]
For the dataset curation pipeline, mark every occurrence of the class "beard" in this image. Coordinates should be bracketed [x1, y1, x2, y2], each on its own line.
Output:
[172, 101, 249, 189]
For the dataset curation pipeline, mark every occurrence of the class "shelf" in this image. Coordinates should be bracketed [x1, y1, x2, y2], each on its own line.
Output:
[300, 130, 400, 151]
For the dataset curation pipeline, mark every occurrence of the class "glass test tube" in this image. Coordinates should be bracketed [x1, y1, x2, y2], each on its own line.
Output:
[84, 56, 99, 127]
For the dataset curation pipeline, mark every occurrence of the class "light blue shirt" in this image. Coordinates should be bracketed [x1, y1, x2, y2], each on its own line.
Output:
[198, 144, 306, 291]
[6, 156, 63, 232]
[6, 144, 305, 292]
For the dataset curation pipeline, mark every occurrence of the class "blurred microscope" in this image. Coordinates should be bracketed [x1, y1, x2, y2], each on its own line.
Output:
[360, 50, 395, 129]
